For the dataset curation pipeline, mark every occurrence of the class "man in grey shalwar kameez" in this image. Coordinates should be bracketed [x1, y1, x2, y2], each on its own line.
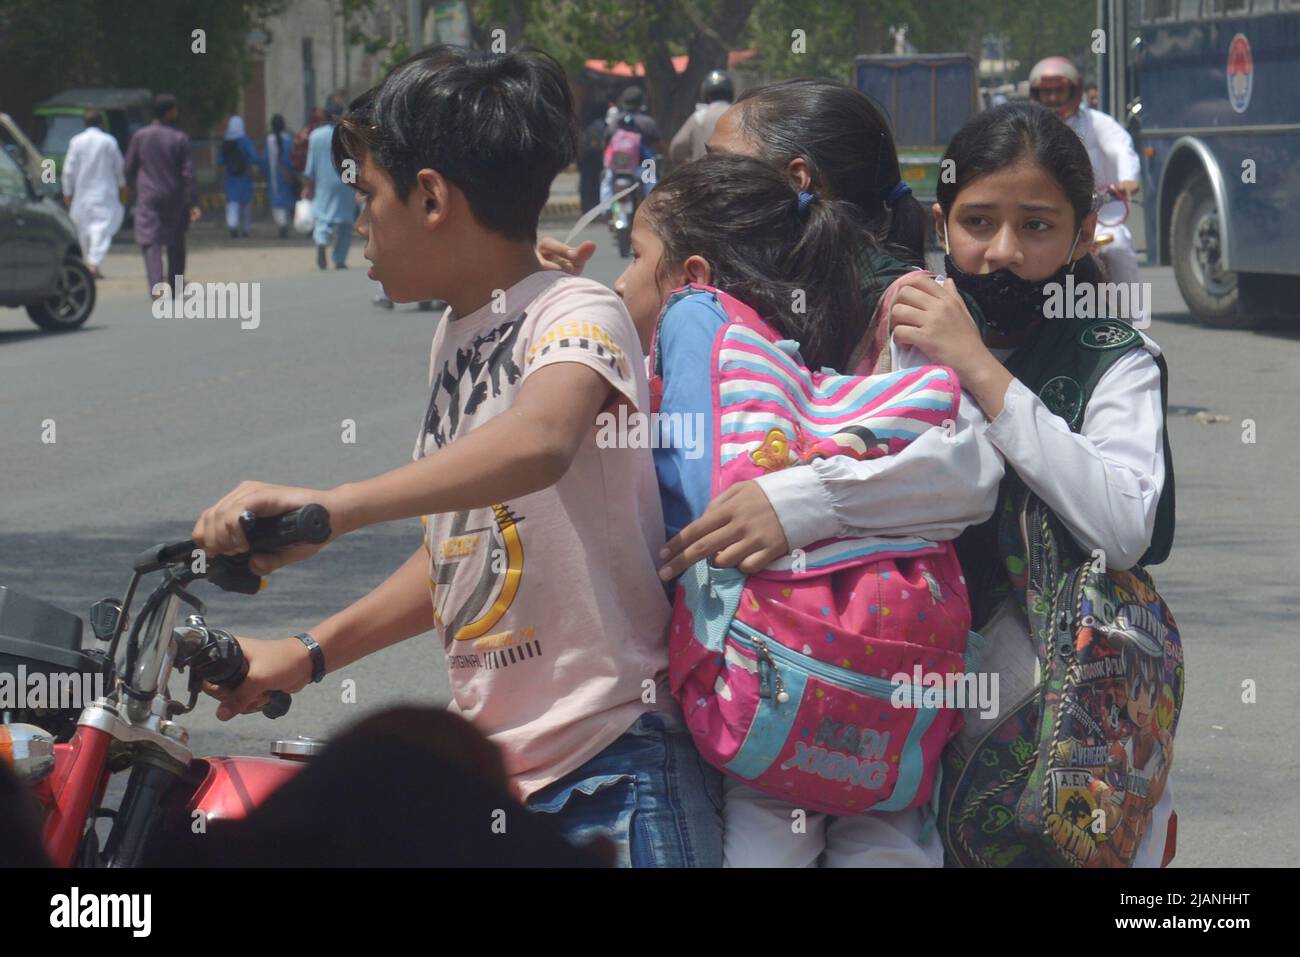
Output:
[124, 94, 202, 297]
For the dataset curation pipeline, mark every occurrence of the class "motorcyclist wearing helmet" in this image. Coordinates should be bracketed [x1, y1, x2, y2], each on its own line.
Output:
[1031, 56, 1147, 325]
[600, 94, 659, 205]
[606, 85, 661, 151]
[669, 69, 734, 162]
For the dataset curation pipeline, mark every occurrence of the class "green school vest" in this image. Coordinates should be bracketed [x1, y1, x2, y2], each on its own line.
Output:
[956, 318, 1176, 630]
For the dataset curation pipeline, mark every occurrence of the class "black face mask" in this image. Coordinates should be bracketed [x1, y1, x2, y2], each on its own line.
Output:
[943, 254, 1070, 337]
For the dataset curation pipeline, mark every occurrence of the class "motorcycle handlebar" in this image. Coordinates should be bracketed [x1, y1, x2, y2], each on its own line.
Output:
[183, 624, 291, 719]
[133, 505, 332, 594]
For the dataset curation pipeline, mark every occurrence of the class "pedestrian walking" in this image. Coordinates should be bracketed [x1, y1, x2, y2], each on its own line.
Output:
[302, 99, 355, 270]
[123, 94, 201, 297]
[266, 114, 297, 238]
[61, 108, 125, 278]
[219, 115, 266, 239]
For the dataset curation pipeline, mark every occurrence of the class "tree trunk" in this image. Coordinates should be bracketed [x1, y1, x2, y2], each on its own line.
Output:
[644, 0, 758, 166]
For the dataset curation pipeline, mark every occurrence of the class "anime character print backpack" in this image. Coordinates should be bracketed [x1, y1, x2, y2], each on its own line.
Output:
[651, 285, 978, 816]
[939, 317, 1183, 867]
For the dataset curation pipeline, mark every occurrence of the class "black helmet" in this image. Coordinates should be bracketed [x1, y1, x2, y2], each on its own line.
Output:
[620, 86, 645, 110]
[700, 69, 734, 104]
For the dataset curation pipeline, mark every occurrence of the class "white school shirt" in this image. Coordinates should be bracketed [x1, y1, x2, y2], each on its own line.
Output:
[756, 333, 1164, 570]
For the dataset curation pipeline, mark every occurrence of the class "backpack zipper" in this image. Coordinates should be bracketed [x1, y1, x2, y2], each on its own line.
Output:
[728, 619, 927, 707]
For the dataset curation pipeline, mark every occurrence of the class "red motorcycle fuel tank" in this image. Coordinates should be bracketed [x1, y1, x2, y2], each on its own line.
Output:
[188, 755, 302, 821]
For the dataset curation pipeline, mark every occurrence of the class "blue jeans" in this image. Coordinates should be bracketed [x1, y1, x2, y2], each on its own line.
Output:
[526, 711, 723, 867]
[312, 218, 353, 266]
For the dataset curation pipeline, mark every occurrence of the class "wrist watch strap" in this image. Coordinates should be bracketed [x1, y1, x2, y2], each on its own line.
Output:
[293, 632, 326, 684]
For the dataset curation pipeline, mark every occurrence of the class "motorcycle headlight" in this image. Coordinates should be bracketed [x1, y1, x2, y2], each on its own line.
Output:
[0, 724, 55, 784]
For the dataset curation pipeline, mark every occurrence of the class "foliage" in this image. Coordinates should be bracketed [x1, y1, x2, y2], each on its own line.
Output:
[0, 0, 288, 132]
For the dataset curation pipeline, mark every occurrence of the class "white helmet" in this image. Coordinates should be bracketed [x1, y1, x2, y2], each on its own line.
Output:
[1029, 56, 1083, 119]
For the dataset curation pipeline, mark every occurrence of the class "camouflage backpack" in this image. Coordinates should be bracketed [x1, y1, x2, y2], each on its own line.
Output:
[940, 318, 1181, 867]
[940, 491, 1183, 867]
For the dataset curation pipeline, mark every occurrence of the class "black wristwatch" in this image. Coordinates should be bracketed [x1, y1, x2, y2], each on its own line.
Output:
[293, 632, 327, 684]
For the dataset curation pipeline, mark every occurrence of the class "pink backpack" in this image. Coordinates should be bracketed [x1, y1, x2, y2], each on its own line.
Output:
[605, 126, 643, 175]
[654, 286, 975, 816]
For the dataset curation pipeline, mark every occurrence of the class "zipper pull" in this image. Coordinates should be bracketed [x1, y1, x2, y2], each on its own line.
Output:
[753, 637, 789, 704]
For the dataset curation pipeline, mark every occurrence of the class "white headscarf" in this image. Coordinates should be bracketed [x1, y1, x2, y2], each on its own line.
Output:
[223, 115, 246, 140]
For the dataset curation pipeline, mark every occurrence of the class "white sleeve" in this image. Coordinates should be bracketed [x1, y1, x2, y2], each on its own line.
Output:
[1097, 111, 1141, 183]
[984, 342, 1165, 569]
[754, 340, 1005, 548]
[113, 140, 126, 189]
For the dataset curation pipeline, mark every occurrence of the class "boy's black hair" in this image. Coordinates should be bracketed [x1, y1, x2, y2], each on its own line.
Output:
[332, 44, 577, 243]
[642, 153, 868, 374]
[734, 78, 926, 267]
[936, 102, 1104, 285]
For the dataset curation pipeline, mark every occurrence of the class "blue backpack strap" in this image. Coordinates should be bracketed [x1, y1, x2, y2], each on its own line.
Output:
[678, 561, 747, 653]
[652, 286, 730, 540]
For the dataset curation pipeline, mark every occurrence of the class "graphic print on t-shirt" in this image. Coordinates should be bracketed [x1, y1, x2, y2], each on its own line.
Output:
[423, 316, 526, 449]
[427, 502, 540, 671]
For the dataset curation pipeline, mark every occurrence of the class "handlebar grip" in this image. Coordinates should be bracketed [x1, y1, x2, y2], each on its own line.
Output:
[141, 505, 332, 581]
[261, 691, 291, 719]
[205, 505, 333, 594]
[240, 504, 332, 552]
[190, 629, 292, 719]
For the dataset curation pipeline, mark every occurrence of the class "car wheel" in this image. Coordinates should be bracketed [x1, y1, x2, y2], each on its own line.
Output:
[1170, 172, 1245, 328]
[25, 257, 96, 331]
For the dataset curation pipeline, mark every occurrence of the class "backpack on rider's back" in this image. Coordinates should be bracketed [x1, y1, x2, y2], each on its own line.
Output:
[605, 126, 644, 176]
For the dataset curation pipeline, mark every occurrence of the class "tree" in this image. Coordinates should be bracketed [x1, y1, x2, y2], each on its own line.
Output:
[744, 0, 1098, 86]
[479, 0, 759, 151]
[0, 0, 288, 134]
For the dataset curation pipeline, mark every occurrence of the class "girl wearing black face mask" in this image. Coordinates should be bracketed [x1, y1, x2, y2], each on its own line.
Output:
[885, 103, 1176, 868]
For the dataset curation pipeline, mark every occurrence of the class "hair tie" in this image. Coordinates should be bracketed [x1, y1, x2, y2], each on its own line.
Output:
[797, 190, 815, 218]
[883, 180, 912, 207]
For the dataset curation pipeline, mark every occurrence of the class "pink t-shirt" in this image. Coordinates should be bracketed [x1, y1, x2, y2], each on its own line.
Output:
[413, 271, 673, 799]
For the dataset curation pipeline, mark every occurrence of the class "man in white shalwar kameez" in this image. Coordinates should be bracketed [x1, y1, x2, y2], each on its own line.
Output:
[62, 109, 125, 277]
[1029, 58, 1147, 327]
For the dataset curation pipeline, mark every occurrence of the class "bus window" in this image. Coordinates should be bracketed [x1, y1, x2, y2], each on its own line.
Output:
[1251, 0, 1277, 12]
[1206, 0, 1252, 13]
[1145, 0, 1177, 21]
[1177, 0, 1203, 18]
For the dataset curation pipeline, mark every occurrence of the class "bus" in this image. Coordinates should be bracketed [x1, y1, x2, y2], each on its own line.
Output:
[1097, 0, 1300, 327]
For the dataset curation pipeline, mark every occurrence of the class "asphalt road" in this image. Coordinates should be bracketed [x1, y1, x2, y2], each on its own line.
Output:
[2, 226, 1296, 866]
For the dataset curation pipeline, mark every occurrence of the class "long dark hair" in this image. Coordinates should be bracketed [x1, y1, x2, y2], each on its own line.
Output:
[732, 78, 926, 267]
[642, 153, 867, 373]
[936, 103, 1105, 285]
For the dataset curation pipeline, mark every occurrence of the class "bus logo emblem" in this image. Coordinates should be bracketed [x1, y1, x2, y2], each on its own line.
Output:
[1227, 34, 1253, 114]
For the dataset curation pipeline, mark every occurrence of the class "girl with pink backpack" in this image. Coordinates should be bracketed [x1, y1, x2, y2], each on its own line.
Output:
[613, 153, 982, 867]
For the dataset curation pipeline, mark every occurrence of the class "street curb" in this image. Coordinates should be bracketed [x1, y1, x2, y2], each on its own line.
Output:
[539, 197, 582, 225]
